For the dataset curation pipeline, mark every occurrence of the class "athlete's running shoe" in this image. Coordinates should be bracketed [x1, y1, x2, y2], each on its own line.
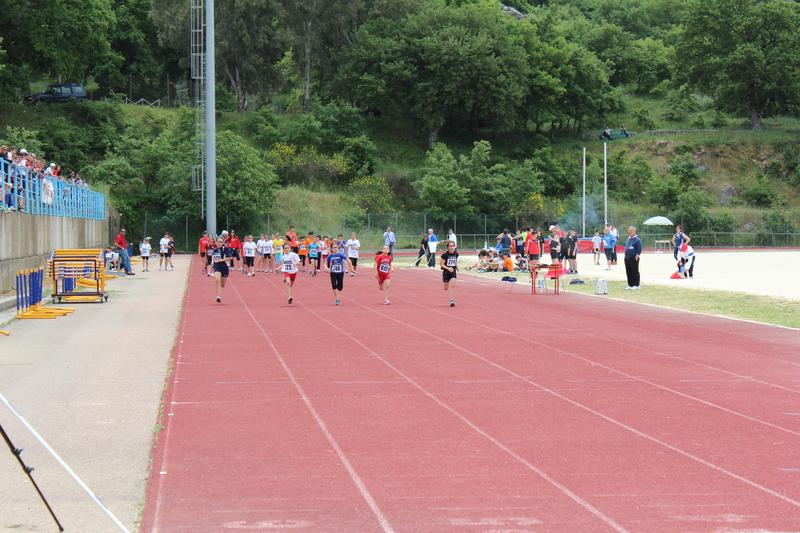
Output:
[288, 297, 293, 304]
[450, 300, 455, 307]
[335, 300, 340, 306]
[216, 296, 221, 303]
[383, 299, 390, 305]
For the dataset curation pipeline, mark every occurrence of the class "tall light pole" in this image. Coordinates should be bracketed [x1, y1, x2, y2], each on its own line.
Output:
[205, 0, 216, 236]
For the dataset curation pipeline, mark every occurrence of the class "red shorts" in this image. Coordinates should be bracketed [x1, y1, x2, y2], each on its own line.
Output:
[377, 272, 390, 285]
[283, 272, 297, 283]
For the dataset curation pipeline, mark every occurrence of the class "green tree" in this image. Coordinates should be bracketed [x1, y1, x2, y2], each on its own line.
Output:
[672, 185, 712, 231]
[646, 173, 681, 211]
[674, 0, 800, 130]
[337, 1, 530, 147]
[0, 0, 114, 81]
[416, 143, 472, 213]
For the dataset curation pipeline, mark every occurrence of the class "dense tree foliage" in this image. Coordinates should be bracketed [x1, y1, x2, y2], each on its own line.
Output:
[675, 0, 800, 130]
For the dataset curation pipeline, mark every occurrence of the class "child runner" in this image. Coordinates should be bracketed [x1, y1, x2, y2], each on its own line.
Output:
[273, 234, 284, 272]
[374, 245, 395, 305]
[256, 234, 268, 272]
[591, 230, 602, 266]
[264, 234, 275, 272]
[298, 235, 308, 271]
[440, 240, 458, 307]
[198, 231, 212, 275]
[346, 232, 361, 276]
[242, 235, 257, 276]
[281, 243, 301, 304]
[308, 235, 320, 276]
[210, 237, 233, 303]
[139, 237, 151, 272]
[325, 242, 352, 305]
[158, 233, 170, 270]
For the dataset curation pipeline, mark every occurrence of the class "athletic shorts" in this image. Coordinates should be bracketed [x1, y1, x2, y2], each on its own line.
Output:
[214, 266, 229, 278]
[161, 252, 169, 257]
[592, 247, 600, 254]
[350, 258, 358, 267]
[330, 272, 344, 291]
[310, 256, 320, 268]
[528, 254, 539, 261]
[567, 253, 577, 260]
[377, 272, 390, 285]
[283, 272, 297, 283]
[263, 253, 271, 259]
[232, 249, 240, 260]
[200, 252, 206, 258]
[442, 270, 457, 283]
[244, 256, 254, 267]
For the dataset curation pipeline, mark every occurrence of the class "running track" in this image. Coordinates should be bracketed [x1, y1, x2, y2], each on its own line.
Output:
[141, 257, 800, 533]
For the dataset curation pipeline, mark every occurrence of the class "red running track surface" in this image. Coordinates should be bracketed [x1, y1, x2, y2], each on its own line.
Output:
[141, 258, 800, 533]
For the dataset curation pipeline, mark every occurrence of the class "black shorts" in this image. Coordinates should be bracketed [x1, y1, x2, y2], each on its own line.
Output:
[244, 256, 254, 267]
[442, 270, 457, 283]
[232, 249, 241, 260]
[330, 272, 344, 291]
[567, 253, 577, 260]
[529, 253, 539, 260]
[214, 266, 229, 278]
[350, 258, 358, 267]
[263, 253, 271, 259]
[604, 248, 613, 260]
[200, 252, 206, 258]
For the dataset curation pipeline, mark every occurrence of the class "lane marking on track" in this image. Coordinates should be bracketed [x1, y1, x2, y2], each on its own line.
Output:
[349, 296, 800, 511]
[229, 281, 397, 533]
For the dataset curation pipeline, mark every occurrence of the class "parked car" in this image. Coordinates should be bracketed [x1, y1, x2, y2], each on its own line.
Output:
[23, 83, 87, 104]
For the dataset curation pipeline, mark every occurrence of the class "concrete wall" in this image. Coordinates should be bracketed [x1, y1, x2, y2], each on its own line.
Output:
[0, 211, 113, 293]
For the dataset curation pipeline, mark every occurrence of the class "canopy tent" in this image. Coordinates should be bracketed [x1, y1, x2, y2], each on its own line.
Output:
[642, 216, 673, 226]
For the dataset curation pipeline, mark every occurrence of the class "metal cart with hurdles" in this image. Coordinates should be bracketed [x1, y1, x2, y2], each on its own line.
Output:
[46, 249, 109, 303]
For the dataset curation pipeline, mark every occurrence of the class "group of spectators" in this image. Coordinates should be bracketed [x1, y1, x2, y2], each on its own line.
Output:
[1, 144, 90, 212]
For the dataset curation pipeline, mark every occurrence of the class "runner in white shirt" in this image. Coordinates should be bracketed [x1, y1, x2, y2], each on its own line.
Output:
[242, 235, 258, 276]
[159, 234, 171, 271]
[264, 236, 275, 272]
[256, 234, 268, 272]
[346, 232, 361, 276]
[281, 243, 301, 304]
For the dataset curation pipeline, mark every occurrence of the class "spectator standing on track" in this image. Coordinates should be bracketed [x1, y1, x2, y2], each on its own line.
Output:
[427, 229, 439, 268]
[525, 228, 540, 267]
[374, 245, 395, 305]
[548, 232, 560, 264]
[440, 240, 459, 307]
[325, 242, 353, 305]
[602, 227, 616, 271]
[211, 237, 233, 303]
[677, 243, 696, 278]
[139, 237, 151, 272]
[281, 243, 301, 304]
[624, 226, 642, 290]
[671, 225, 691, 260]
[383, 226, 396, 255]
[114, 228, 135, 275]
[591, 231, 602, 266]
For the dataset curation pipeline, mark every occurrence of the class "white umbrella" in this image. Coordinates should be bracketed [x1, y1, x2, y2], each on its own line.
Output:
[643, 216, 673, 226]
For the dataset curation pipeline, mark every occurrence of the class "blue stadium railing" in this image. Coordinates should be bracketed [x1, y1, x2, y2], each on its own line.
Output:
[1, 159, 105, 220]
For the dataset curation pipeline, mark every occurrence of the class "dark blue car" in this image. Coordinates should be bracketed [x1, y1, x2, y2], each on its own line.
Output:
[24, 83, 87, 104]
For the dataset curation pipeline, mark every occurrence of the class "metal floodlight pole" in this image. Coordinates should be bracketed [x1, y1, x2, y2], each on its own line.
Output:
[205, 0, 216, 236]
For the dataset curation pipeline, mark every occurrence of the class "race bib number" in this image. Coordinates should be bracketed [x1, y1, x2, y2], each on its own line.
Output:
[446, 257, 457, 267]
[331, 263, 342, 273]
[283, 261, 292, 272]
[379, 262, 390, 273]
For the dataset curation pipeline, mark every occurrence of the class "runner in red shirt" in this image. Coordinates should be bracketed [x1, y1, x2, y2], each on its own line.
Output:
[198, 231, 212, 275]
[225, 230, 242, 270]
[374, 245, 395, 305]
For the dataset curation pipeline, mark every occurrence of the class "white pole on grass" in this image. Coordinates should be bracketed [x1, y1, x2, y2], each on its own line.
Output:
[603, 142, 608, 224]
[582, 147, 586, 237]
[0, 392, 130, 532]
